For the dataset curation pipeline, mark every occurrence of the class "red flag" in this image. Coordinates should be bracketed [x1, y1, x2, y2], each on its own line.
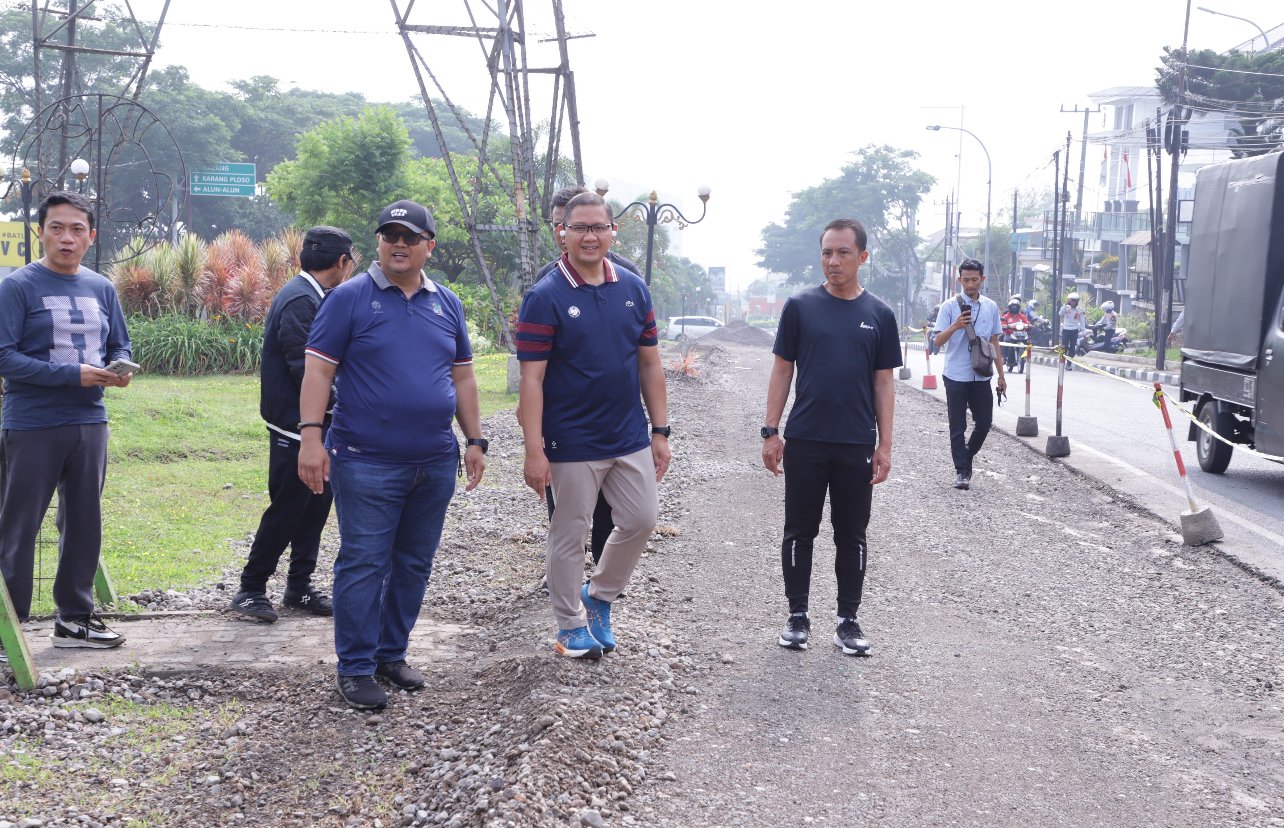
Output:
[1123, 150, 1132, 190]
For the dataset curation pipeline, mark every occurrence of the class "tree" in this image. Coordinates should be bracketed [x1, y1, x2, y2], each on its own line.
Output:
[266, 107, 412, 261]
[757, 145, 935, 309]
[1157, 47, 1284, 157]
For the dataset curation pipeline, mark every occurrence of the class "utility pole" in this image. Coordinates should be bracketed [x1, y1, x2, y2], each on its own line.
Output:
[943, 195, 953, 301]
[1061, 104, 1103, 284]
[1158, 0, 1193, 371]
[1061, 132, 1074, 289]
[1051, 150, 1062, 343]
[1011, 188, 1020, 297]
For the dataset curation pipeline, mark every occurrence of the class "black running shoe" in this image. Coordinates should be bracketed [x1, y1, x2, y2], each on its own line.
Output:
[228, 591, 278, 623]
[834, 617, 871, 656]
[337, 675, 387, 710]
[282, 586, 333, 617]
[778, 612, 810, 650]
[51, 613, 125, 649]
[375, 660, 425, 691]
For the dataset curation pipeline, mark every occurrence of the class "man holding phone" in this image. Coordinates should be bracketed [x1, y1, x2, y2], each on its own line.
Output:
[0, 191, 133, 648]
[932, 258, 1006, 490]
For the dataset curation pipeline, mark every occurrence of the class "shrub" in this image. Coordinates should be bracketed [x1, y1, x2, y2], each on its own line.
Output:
[128, 313, 263, 375]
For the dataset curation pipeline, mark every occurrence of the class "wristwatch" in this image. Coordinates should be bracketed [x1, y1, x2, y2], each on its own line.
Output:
[465, 437, 489, 454]
[651, 425, 671, 438]
[761, 426, 779, 439]
[297, 421, 324, 431]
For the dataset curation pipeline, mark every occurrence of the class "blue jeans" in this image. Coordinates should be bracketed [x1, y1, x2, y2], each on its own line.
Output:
[329, 456, 456, 676]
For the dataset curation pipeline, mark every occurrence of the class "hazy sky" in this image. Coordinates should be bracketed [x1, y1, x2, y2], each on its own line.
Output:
[146, 0, 1283, 290]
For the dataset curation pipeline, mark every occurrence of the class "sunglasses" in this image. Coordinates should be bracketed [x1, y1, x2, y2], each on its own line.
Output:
[380, 228, 430, 246]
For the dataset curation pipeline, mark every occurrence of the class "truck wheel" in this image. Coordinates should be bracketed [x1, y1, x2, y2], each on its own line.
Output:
[1196, 402, 1234, 474]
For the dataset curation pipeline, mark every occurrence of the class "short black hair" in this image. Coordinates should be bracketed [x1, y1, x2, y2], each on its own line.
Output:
[820, 218, 867, 252]
[37, 191, 94, 231]
[959, 257, 984, 275]
[550, 186, 589, 212]
[563, 192, 610, 225]
[300, 226, 353, 273]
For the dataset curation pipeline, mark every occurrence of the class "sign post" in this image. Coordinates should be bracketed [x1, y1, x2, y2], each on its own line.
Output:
[190, 163, 257, 198]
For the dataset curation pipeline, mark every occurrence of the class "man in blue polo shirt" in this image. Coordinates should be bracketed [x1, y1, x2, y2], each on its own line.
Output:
[516, 191, 670, 660]
[932, 258, 1007, 490]
[298, 199, 487, 710]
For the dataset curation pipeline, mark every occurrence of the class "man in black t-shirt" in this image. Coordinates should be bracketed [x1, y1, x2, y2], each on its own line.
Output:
[762, 218, 901, 657]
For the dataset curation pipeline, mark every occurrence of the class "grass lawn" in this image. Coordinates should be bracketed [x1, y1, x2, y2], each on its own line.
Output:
[26, 352, 518, 617]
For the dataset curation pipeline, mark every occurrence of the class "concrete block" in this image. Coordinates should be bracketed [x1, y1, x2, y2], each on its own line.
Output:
[1015, 416, 1038, 437]
[1046, 435, 1070, 457]
[922, 374, 937, 390]
[898, 367, 912, 380]
[506, 353, 520, 394]
[1180, 506, 1224, 546]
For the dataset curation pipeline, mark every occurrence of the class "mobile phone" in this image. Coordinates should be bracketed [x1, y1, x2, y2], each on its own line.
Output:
[105, 358, 141, 377]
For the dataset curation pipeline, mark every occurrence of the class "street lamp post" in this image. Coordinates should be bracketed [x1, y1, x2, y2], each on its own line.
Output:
[927, 124, 992, 285]
[593, 181, 711, 286]
[70, 157, 89, 193]
[1197, 5, 1268, 51]
[19, 168, 35, 265]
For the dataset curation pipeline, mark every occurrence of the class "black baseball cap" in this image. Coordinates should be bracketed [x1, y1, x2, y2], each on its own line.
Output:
[377, 199, 436, 239]
[302, 225, 353, 254]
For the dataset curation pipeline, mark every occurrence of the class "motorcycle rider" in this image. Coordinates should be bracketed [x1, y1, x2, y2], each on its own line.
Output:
[1000, 296, 1031, 372]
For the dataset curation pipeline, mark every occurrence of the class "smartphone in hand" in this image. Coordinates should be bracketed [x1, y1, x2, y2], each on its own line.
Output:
[104, 358, 141, 377]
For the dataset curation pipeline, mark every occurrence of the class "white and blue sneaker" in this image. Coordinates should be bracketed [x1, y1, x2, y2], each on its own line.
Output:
[554, 626, 603, 659]
[581, 583, 616, 653]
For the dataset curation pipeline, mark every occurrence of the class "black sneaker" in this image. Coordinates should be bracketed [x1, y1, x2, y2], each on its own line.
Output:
[953, 472, 971, 490]
[337, 675, 387, 710]
[282, 586, 333, 617]
[375, 660, 425, 691]
[228, 591, 278, 623]
[51, 613, 125, 649]
[778, 612, 810, 650]
[834, 617, 871, 656]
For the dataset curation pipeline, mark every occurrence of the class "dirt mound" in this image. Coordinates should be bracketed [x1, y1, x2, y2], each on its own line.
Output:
[701, 320, 774, 347]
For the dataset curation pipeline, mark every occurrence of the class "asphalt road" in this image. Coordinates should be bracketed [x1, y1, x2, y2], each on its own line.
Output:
[909, 346, 1284, 580]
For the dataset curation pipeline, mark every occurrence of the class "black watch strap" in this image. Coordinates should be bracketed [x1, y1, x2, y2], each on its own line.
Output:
[761, 426, 779, 439]
[298, 421, 324, 431]
[466, 437, 489, 454]
[651, 425, 671, 438]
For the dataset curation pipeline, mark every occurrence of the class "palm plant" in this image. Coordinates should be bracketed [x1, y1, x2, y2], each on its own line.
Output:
[263, 237, 293, 292]
[142, 243, 179, 314]
[174, 233, 208, 316]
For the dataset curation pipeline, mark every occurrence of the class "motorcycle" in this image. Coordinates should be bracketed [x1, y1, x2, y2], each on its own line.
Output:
[1075, 325, 1130, 357]
[1002, 320, 1031, 373]
[1027, 316, 1053, 348]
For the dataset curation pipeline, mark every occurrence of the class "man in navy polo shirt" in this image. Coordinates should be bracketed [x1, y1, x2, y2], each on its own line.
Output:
[298, 199, 487, 710]
[516, 191, 670, 660]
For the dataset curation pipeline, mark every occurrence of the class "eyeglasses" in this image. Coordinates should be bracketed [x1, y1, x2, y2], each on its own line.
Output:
[380, 228, 429, 246]
[565, 223, 612, 235]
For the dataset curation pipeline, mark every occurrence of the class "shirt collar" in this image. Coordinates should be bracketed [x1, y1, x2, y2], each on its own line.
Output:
[368, 261, 437, 294]
[556, 253, 618, 288]
[298, 271, 325, 299]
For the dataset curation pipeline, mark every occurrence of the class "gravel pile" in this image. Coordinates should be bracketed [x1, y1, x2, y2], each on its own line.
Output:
[699, 321, 774, 348]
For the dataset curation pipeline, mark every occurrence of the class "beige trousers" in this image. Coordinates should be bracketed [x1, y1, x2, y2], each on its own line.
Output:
[547, 446, 658, 630]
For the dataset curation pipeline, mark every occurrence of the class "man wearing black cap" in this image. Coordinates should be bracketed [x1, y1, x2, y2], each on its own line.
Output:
[229, 226, 355, 623]
[299, 200, 487, 710]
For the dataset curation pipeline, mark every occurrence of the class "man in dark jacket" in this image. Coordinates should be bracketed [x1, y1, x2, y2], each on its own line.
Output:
[229, 226, 354, 622]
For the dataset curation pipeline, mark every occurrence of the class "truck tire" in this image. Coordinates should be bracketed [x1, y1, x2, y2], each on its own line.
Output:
[1196, 401, 1234, 474]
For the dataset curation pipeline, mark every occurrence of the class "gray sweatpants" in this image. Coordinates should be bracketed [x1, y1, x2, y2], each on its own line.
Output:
[0, 424, 109, 620]
[547, 446, 658, 630]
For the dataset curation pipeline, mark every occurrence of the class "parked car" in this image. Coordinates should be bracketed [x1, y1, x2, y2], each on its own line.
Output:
[665, 315, 723, 341]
